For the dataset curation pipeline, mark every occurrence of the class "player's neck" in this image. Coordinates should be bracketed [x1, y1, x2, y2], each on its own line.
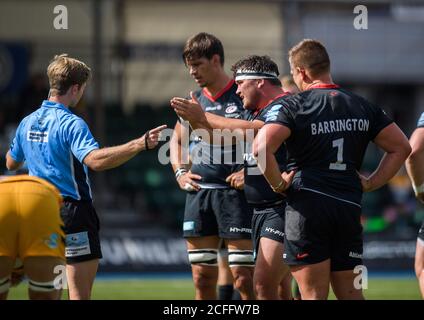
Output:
[259, 86, 286, 109]
[204, 72, 232, 97]
[48, 95, 71, 108]
[304, 75, 334, 90]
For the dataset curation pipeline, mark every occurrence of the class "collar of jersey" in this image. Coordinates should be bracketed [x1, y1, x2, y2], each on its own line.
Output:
[202, 79, 234, 102]
[41, 100, 71, 113]
[307, 83, 340, 90]
[254, 91, 289, 116]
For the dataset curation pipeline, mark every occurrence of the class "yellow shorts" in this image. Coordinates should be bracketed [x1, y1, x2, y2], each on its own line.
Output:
[0, 175, 65, 261]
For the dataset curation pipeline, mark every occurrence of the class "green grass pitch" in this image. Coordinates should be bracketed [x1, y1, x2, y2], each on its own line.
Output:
[6, 277, 422, 300]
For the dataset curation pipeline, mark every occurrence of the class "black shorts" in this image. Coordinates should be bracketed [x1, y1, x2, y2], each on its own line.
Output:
[284, 190, 363, 271]
[251, 202, 285, 261]
[418, 221, 424, 242]
[60, 200, 102, 264]
[183, 188, 252, 239]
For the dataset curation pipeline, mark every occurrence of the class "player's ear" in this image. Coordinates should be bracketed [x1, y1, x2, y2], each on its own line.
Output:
[298, 68, 307, 82]
[211, 54, 221, 66]
[70, 84, 79, 95]
[257, 79, 265, 88]
[64, 84, 76, 96]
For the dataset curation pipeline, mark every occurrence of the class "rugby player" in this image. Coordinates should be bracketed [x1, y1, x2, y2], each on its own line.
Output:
[169, 33, 255, 300]
[0, 175, 65, 300]
[405, 112, 424, 299]
[280, 75, 300, 94]
[253, 39, 411, 299]
[172, 55, 292, 300]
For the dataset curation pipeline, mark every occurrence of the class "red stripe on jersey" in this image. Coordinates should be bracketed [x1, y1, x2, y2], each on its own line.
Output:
[308, 83, 340, 90]
[202, 79, 235, 102]
[254, 91, 290, 116]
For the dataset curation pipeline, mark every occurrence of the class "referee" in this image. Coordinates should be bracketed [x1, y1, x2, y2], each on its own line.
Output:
[6, 54, 166, 300]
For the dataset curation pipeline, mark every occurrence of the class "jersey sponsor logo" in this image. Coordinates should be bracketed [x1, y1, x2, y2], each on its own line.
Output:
[229, 227, 252, 234]
[270, 104, 283, 111]
[65, 231, 91, 257]
[205, 104, 222, 111]
[296, 252, 309, 259]
[27, 130, 49, 143]
[265, 104, 283, 122]
[225, 113, 242, 119]
[183, 221, 195, 231]
[225, 105, 238, 114]
[44, 233, 60, 249]
[264, 227, 284, 238]
[349, 251, 363, 259]
[311, 119, 370, 135]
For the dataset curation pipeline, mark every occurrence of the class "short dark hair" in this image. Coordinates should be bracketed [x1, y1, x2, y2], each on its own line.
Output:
[288, 39, 330, 77]
[182, 32, 225, 66]
[231, 55, 281, 86]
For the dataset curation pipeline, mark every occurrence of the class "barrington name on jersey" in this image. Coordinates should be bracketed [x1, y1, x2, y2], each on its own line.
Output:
[311, 118, 370, 135]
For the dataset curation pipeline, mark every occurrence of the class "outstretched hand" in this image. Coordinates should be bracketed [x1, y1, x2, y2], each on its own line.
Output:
[170, 92, 206, 123]
[143, 124, 167, 150]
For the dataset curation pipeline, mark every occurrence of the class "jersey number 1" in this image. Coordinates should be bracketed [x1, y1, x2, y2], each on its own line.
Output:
[329, 138, 347, 171]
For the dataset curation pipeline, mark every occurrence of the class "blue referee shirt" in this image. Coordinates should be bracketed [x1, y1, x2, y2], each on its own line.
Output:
[9, 100, 99, 201]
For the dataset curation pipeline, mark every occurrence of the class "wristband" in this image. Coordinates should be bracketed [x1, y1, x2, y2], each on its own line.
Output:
[144, 131, 151, 150]
[271, 180, 285, 193]
[175, 168, 188, 180]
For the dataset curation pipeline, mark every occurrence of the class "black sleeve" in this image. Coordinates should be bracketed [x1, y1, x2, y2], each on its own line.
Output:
[241, 109, 253, 121]
[255, 114, 266, 123]
[368, 105, 393, 140]
[264, 100, 296, 131]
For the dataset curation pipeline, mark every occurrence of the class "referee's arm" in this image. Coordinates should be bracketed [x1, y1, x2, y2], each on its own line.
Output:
[5, 151, 24, 171]
[84, 124, 166, 171]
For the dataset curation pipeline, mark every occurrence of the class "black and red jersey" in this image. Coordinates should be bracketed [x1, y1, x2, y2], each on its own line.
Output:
[243, 93, 289, 206]
[189, 80, 246, 188]
[265, 84, 393, 206]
